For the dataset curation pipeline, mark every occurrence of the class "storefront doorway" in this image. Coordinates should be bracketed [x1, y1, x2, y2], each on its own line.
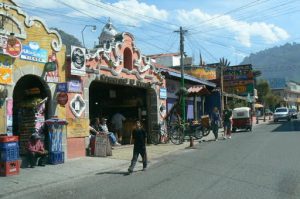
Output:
[13, 75, 51, 154]
[89, 81, 149, 144]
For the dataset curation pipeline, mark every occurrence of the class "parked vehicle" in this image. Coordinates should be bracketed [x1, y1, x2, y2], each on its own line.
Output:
[232, 107, 252, 132]
[273, 107, 291, 122]
[289, 108, 298, 119]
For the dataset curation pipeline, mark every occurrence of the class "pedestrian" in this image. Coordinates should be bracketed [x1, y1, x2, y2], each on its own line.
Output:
[223, 104, 233, 139]
[27, 133, 48, 168]
[128, 120, 147, 174]
[211, 107, 221, 141]
[111, 112, 126, 143]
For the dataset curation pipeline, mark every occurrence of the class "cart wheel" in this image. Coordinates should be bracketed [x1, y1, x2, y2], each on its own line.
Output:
[170, 126, 184, 145]
[202, 127, 210, 137]
[194, 127, 203, 139]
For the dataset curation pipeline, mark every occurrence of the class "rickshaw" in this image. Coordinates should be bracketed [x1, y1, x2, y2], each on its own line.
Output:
[232, 107, 252, 132]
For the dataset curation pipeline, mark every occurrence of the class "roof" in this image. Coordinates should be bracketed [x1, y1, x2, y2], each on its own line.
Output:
[152, 62, 216, 88]
[187, 85, 211, 96]
[149, 53, 180, 59]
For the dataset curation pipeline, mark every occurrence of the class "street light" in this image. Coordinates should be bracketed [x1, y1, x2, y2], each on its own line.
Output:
[81, 25, 97, 48]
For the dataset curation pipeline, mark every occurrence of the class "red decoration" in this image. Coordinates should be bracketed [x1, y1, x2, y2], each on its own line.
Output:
[5, 37, 22, 58]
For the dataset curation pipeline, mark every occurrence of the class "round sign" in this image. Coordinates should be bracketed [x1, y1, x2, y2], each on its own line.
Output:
[5, 38, 22, 58]
[56, 92, 68, 106]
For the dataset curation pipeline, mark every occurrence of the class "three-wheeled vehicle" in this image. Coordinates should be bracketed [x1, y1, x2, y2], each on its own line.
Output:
[232, 107, 252, 132]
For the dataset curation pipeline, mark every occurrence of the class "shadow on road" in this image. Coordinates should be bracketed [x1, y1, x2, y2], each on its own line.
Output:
[270, 120, 300, 132]
[95, 170, 130, 176]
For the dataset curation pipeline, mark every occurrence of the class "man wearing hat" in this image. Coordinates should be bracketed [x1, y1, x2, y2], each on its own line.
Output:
[99, 117, 121, 146]
[27, 133, 48, 168]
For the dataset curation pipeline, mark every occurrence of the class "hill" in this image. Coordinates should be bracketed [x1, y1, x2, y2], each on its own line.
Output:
[52, 28, 83, 55]
[240, 43, 300, 83]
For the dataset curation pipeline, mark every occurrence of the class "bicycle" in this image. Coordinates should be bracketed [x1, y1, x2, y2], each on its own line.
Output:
[169, 119, 211, 145]
[149, 122, 169, 145]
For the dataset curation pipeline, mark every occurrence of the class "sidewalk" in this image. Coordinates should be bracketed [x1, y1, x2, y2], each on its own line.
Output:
[0, 141, 191, 198]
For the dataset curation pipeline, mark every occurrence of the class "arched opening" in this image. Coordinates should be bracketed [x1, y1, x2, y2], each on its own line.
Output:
[123, 48, 133, 70]
[13, 75, 51, 154]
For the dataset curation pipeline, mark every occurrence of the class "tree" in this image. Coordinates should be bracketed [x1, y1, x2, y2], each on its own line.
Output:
[256, 79, 282, 110]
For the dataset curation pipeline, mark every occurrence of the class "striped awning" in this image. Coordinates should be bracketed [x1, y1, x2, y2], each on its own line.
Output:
[187, 85, 210, 96]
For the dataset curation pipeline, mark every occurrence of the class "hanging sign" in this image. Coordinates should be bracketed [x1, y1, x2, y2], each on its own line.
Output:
[0, 55, 13, 84]
[20, 42, 48, 63]
[71, 46, 86, 76]
[4, 37, 22, 58]
[56, 92, 68, 106]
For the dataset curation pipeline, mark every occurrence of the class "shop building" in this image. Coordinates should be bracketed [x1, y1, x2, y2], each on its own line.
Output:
[153, 63, 216, 121]
[65, 21, 166, 158]
[0, 0, 66, 155]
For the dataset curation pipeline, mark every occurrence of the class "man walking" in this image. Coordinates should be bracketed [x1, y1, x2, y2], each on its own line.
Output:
[223, 105, 232, 139]
[128, 120, 147, 174]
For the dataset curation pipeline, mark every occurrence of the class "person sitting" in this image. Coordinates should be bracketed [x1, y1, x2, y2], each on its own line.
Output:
[27, 133, 48, 168]
[99, 117, 121, 146]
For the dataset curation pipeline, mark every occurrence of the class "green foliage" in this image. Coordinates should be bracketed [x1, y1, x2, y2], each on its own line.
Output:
[256, 80, 282, 109]
[52, 28, 83, 55]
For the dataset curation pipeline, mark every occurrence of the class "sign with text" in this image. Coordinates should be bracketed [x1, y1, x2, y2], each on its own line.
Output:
[71, 46, 86, 76]
[20, 42, 48, 63]
[66, 118, 89, 138]
[0, 55, 13, 84]
[159, 88, 167, 99]
[68, 80, 82, 93]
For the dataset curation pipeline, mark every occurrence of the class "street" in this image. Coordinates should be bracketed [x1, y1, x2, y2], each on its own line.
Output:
[5, 119, 300, 199]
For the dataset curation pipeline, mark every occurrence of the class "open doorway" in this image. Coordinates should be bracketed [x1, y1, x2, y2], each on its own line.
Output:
[13, 75, 51, 154]
[89, 81, 148, 144]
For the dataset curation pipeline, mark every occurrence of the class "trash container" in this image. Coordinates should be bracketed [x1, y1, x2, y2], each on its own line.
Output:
[45, 118, 68, 164]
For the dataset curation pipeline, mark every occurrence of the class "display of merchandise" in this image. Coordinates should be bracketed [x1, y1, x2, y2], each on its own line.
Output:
[18, 97, 46, 155]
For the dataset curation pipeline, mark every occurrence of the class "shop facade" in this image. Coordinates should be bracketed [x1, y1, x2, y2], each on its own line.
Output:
[0, 0, 66, 155]
[64, 21, 166, 158]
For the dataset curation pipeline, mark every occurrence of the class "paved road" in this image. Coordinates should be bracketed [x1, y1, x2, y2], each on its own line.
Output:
[5, 119, 300, 199]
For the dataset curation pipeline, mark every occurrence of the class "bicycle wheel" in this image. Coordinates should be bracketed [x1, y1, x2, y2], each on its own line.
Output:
[194, 126, 203, 139]
[170, 126, 184, 145]
[150, 130, 160, 145]
[160, 129, 169, 144]
[202, 126, 210, 137]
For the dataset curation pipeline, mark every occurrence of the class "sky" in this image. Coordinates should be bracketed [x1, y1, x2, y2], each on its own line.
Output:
[13, 0, 300, 65]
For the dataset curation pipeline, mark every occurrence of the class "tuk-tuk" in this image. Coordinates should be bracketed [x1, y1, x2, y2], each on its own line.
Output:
[232, 107, 252, 132]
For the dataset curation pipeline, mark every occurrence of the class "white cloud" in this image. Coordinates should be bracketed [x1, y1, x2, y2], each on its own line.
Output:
[176, 9, 289, 47]
[14, 0, 168, 26]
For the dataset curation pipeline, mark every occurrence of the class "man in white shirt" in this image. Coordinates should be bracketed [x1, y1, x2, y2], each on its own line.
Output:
[111, 112, 126, 143]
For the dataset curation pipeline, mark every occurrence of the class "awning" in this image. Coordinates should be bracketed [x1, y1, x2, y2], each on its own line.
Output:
[187, 85, 210, 96]
[255, 103, 264, 108]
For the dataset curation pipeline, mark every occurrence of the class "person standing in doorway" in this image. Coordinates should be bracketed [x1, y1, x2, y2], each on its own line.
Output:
[111, 112, 126, 143]
[128, 120, 147, 174]
[211, 107, 221, 141]
[223, 105, 233, 139]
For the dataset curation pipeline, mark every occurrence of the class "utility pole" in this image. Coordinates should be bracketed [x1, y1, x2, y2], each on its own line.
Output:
[175, 26, 188, 123]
